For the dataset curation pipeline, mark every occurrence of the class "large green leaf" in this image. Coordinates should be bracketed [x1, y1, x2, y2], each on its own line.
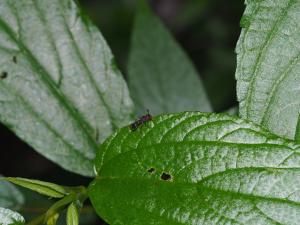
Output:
[0, 207, 25, 225]
[0, 178, 24, 209]
[236, 0, 300, 140]
[0, 0, 134, 176]
[127, 1, 211, 115]
[89, 112, 300, 225]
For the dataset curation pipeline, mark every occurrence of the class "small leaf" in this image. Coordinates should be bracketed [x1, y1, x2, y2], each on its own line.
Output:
[66, 203, 79, 225]
[0, 0, 134, 176]
[3, 177, 67, 198]
[128, 1, 211, 115]
[46, 213, 59, 225]
[0, 207, 25, 225]
[13, 186, 96, 225]
[0, 177, 24, 209]
[89, 112, 300, 224]
[236, 0, 300, 140]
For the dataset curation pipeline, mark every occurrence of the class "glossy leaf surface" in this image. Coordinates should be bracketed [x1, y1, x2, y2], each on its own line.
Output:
[0, 207, 25, 225]
[236, 0, 300, 140]
[128, 1, 211, 115]
[90, 112, 300, 225]
[0, 0, 134, 176]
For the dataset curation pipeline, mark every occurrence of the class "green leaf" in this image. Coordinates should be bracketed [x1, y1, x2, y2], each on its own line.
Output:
[0, 207, 25, 225]
[66, 203, 79, 225]
[89, 112, 300, 225]
[47, 213, 59, 225]
[236, 0, 300, 140]
[0, 177, 24, 209]
[0, 0, 134, 176]
[3, 177, 67, 199]
[127, 1, 211, 115]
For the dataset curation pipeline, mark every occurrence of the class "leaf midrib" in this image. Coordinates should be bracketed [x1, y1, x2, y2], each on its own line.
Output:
[0, 82, 93, 163]
[55, 0, 119, 130]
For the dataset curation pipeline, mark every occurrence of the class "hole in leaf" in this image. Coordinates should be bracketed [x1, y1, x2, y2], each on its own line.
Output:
[12, 56, 17, 63]
[147, 168, 155, 173]
[0, 71, 8, 79]
[161, 172, 172, 181]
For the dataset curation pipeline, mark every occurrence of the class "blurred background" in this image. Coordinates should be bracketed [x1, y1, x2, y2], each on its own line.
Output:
[0, 0, 244, 224]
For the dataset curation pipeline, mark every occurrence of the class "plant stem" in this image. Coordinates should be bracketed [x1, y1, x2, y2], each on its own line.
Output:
[26, 214, 46, 225]
[46, 194, 76, 219]
[26, 186, 88, 225]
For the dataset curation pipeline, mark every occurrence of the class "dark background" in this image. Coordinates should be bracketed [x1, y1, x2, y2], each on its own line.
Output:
[0, 0, 244, 224]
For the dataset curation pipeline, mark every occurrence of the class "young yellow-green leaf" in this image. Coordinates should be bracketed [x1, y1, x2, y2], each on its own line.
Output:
[236, 0, 300, 140]
[89, 112, 300, 225]
[46, 213, 59, 225]
[0, 177, 24, 209]
[0, 0, 134, 176]
[12, 182, 97, 225]
[128, 1, 211, 115]
[0, 207, 25, 225]
[66, 203, 79, 225]
[4, 177, 67, 199]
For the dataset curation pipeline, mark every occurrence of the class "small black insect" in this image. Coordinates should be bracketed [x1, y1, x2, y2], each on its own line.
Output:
[130, 109, 152, 131]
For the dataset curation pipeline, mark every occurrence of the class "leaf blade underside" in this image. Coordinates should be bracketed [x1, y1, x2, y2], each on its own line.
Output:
[236, 0, 300, 140]
[0, 0, 134, 176]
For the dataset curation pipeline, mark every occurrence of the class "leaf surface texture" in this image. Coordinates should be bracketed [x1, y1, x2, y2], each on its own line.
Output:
[236, 0, 300, 140]
[0, 0, 134, 176]
[90, 112, 300, 225]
